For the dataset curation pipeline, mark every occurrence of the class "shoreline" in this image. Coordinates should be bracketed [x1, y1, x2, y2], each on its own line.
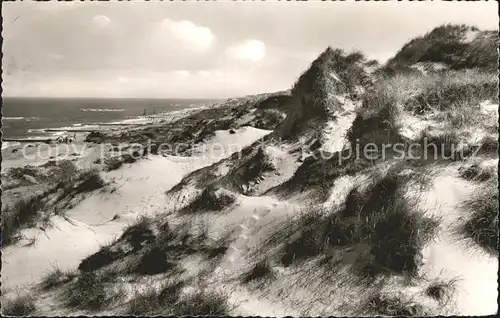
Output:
[1, 104, 209, 145]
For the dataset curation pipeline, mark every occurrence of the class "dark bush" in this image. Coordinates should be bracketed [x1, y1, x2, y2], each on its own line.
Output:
[242, 260, 275, 283]
[184, 185, 236, 213]
[135, 247, 175, 275]
[78, 246, 123, 273]
[75, 170, 106, 193]
[461, 180, 498, 254]
[120, 216, 156, 251]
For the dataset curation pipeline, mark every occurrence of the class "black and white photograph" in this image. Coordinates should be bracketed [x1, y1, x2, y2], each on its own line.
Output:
[1, 0, 498, 316]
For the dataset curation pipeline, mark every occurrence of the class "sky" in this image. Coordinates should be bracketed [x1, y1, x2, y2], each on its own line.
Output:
[2, 1, 498, 99]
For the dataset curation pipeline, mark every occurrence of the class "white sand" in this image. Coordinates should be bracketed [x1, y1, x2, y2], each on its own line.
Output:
[419, 171, 498, 315]
[1, 126, 271, 294]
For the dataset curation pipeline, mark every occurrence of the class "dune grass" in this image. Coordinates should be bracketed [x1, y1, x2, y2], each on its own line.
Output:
[459, 163, 496, 182]
[64, 271, 124, 311]
[40, 266, 77, 290]
[267, 166, 440, 277]
[173, 291, 230, 316]
[2, 294, 36, 316]
[74, 169, 106, 193]
[120, 215, 156, 251]
[127, 281, 184, 315]
[78, 241, 124, 273]
[461, 179, 498, 254]
[2, 194, 47, 246]
[182, 185, 236, 213]
[364, 293, 426, 316]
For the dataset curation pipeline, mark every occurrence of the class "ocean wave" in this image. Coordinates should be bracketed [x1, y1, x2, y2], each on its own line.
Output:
[3, 116, 40, 121]
[80, 108, 124, 112]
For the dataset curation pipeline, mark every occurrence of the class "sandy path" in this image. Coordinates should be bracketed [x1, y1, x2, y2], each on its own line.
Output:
[419, 173, 498, 315]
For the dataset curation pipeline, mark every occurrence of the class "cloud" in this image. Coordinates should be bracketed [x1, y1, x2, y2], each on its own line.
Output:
[174, 70, 190, 77]
[90, 15, 112, 32]
[160, 19, 214, 52]
[225, 39, 266, 62]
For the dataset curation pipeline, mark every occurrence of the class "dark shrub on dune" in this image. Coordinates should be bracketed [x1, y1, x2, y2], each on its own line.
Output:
[184, 185, 236, 213]
[242, 260, 275, 283]
[78, 246, 124, 273]
[135, 246, 176, 275]
[271, 167, 440, 277]
[461, 179, 498, 254]
[75, 169, 106, 193]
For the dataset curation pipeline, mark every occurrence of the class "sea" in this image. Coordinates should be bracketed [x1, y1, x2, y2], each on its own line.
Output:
[1, 97, 220, 148]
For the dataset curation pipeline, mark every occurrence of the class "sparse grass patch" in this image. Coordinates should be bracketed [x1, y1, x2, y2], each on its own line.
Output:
[461, 179, 498, 254]
[127, 281, 184, 315]
[2, 294, 36, 316]
[64, 271, 123, 311]
[65, 272, 108, 310]
[478, 134, 499, 154]
[418, 128, 462, 160]
[127, 287, 162, 315]
[40, 266, 77, 290]
[364, 293, 426, 316]
[173, 291, 230, 316]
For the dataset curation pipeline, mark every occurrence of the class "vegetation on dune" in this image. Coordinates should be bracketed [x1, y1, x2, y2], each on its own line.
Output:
[461, 179, 499, 255]
[364, 293, 426, 316]
[459, 163, 496, 182]
[182, 185, 236, 213]
[134, 246, 176, 275]
[172, 291, 230, 316]
[2, 161, 101, 245]
[74, 169, 106, 193]
[386, 24, 498, 72]
[293, 47, 372, 99]
[1, 294, 37, 316]
[127, 281, 185, 315]
[78, 244, 124, 273]
[267, 166, 440, 278]
[40, 266, 77, 290]
[64, 271, 123, 311]
[241, 259, 275, 284]
[282, 152, 372, 196]
[425, 277, 459, 303]
[404, 74, 497, 114]
[120, 215, 156, 251]
[2, 194, 47, 245]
